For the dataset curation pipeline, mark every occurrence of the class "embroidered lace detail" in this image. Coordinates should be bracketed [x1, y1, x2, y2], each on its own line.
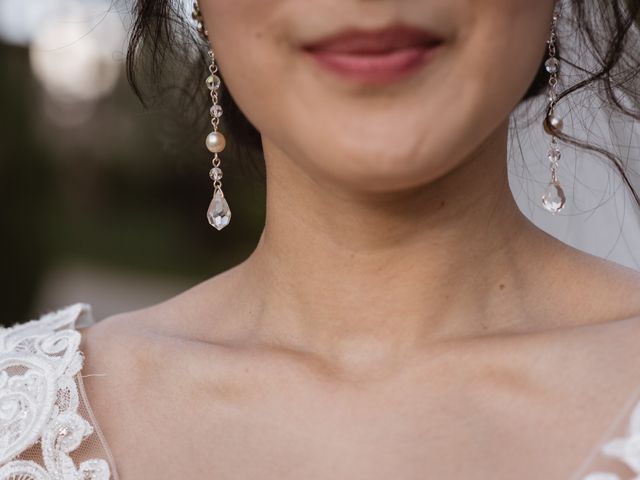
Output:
[580, 397, 640, 480]
[0, 303, 112, 479]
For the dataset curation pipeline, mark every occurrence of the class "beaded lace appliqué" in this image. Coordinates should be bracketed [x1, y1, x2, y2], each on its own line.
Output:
[0, 304, 111, 479]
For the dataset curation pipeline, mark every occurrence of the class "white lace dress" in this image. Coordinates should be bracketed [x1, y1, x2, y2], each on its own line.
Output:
[0, 303, 118, 479]
[0, 303, 639, 480]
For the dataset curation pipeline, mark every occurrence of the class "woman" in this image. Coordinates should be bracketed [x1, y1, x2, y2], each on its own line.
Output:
[2, 0, 640, 478]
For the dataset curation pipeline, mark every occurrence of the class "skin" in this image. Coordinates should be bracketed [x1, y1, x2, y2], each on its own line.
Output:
[77, 0, 640, 478]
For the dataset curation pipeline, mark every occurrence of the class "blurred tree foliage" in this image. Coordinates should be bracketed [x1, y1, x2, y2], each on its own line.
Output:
[0, 43, 266, 324]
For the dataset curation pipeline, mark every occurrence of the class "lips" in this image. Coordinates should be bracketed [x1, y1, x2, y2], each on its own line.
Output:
[303, 24, 443, 54]
[301, 24, 444, 84]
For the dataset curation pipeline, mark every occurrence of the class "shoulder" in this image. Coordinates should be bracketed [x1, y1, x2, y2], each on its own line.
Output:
[561, 315, 640, 478]
[77, 304, 169, 394]
[533, 248, 640, 366]
[73, 296, 239, 472]
[526, 306, 640, 392]
[0, 303, 113, 478]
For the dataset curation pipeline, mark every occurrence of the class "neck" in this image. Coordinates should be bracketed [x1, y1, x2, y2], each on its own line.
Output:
[234, 121, 559, 365]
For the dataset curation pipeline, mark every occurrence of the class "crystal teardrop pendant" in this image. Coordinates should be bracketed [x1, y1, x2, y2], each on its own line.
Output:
[207, 188, 231, 230]
[541, 181, 566, 214]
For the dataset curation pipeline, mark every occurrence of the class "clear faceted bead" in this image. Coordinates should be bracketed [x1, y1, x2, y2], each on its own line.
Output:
[541, 182, 566, 214]
[207, 188, 231, 230]
[548, 148, 561, 163]
[206, 74, 221, 90]
[210, 104, 223, 118]
[545, 57, 559, 74]
[209, 167, 223, 181]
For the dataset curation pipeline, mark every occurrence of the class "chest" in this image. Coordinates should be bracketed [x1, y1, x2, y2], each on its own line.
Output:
[89, 372, 601, 480]
[79, 324, 640, 480]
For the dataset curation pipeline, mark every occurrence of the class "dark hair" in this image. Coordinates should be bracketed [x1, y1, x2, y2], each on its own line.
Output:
[126, 1, 640, 206]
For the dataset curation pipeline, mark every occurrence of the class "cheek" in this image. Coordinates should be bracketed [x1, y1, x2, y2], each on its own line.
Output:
[199, 0, 294, 125]
[455, 1, 554, 119]
[403, 1, 555, 178]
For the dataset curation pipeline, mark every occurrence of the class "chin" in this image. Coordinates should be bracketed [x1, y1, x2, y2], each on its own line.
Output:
[314, 154, 451, 195]
[317, 139, 453, 191]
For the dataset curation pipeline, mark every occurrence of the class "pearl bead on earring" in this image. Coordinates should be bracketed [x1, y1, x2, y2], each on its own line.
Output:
[206, 132, 226, 153]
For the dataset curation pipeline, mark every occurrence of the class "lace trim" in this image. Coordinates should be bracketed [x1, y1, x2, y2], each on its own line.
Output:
[0, 303, 112, 479]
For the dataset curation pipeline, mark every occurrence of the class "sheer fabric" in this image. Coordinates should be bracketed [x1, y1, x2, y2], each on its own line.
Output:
[0, 303, 639, 479]
[571, 382, 640, 479]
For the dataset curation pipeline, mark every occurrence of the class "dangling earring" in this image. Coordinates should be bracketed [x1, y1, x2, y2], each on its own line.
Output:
[193, 1, 231, 230]
[541, 2, 566, 214]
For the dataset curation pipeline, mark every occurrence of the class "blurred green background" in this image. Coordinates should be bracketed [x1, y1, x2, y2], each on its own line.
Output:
[0, 0, 265, 324]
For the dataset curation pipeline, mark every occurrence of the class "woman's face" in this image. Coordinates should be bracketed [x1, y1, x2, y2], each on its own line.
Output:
[200, 0, 555, 193]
